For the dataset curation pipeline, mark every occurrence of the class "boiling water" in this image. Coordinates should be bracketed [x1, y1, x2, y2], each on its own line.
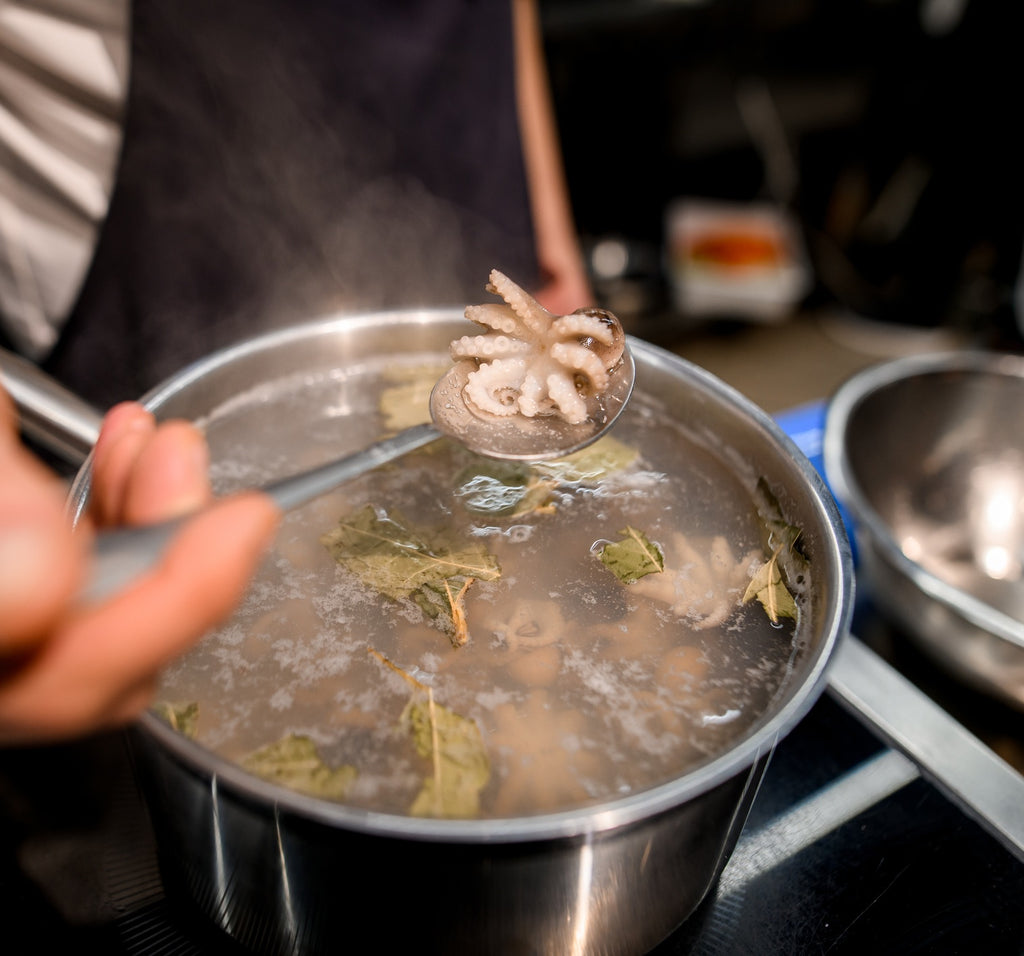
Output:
[156, 354, 809, 818]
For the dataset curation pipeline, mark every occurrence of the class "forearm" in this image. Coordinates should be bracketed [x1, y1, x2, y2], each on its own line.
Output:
[512, 0, 591, 313]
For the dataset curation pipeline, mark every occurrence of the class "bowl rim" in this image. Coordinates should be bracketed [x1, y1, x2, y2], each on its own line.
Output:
[823, 348, 1024, 653]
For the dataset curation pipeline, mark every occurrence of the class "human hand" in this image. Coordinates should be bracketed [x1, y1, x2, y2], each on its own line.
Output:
[0, 391, 279, 745]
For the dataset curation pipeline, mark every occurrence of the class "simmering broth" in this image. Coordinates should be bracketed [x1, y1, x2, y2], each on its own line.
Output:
[155, 354, 810, 818]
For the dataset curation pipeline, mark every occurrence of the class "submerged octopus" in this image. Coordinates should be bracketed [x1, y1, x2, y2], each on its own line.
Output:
[450, 269, 625, 425]
[632, 533, 763, 631]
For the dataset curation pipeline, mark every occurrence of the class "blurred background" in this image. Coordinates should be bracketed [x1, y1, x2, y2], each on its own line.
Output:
[3, 0, 1020, 412]
[540, 0, 1023, 411]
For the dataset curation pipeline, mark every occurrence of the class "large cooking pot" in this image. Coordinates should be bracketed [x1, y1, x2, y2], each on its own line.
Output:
[40, 310, 855, 954]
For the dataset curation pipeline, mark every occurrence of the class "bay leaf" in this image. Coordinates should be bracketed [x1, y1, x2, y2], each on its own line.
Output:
[403, 695, 490, 818]
[453, 460, 557, 517]
[322, 505, 500, 644]
[753, 477, 810, 586]
[241, 734, 357, 801]
[533, 434, 638, 483]
[379, 364, 446, 431]
[747, 478, 809, 624]
[599, 526, 665, 584]
[152, 700, 200, 739]
[321, 505, 500, 603]
[742, 547, 798, 623]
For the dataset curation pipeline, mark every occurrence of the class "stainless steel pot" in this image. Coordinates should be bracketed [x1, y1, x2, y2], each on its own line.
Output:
[11, 310, 856, 954]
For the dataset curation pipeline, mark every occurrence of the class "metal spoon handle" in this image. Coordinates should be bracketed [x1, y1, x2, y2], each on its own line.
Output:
[84, 423, 442, 603]
[261, 422, 440, 511]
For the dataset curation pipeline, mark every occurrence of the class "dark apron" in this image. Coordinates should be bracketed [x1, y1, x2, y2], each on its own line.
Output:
[47, 0, 537, 406]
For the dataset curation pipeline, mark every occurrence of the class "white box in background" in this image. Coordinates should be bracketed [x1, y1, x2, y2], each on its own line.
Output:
[666, 199, 811, 323]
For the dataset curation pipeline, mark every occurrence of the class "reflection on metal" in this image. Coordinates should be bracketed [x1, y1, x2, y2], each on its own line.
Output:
[718, 748, 919, 896]
[210, 774, 232, 935]
[274, 806, 297, 948]
[570, 839, 595, 956]
[830, 635, 1024, 863]
[968, 457, 1024, 583]
[825, 352, 1024, 708]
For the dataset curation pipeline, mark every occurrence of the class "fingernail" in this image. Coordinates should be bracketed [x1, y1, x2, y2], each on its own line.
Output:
[95, 404, 154, 451]
[158, 429, 211, 518]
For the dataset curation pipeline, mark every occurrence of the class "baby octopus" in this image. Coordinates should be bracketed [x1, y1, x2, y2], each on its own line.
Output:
[632, 533, 763, 631]
[450, 270, 625, 425]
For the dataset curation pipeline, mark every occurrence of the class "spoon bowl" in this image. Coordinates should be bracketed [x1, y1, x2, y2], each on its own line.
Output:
[430, 349, 635, 461]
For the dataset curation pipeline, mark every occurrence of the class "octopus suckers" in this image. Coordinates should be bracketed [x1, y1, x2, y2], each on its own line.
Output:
[451, 270, 625, 426]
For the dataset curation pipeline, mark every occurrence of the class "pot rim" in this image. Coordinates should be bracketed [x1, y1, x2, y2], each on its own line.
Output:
[90, 307, 852, 844]
[823, 348, 1024, 652]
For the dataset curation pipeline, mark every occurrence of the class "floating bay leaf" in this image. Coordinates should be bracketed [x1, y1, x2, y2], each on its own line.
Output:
[152, 700, 200, 739]
[403, 694, 490, 819]
[453, 460, 557, 517]
[379, 364, 447, 431]
[743, 546, 798, 623]
[753, 478, 810, 586]
[322, 505, 500, 644]
[450, 435, 638, 520]
[241, 734, 357, 801]
[322, 505, 500, 602]
[533, 434, 638, 483]
[746, 478, 808, 624]
[599, 526, 665, 584]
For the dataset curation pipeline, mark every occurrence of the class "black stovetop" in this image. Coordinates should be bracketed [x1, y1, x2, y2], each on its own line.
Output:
[3, 599, 1023, 956]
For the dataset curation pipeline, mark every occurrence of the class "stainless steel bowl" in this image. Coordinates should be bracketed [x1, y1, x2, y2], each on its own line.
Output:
[824, 351, 1024, 710]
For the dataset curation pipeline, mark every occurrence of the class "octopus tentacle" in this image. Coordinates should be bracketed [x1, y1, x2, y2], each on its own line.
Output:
[464, 303, 527, 336]
[516, 367, 549, 417]
[550, 312, 618, 346]
[549, 342, 611, 394]
[464, 358, 528, 417]
[450, 333, 531, 361]
[545, 373, 588, 423]
[563, 308, 626, 367]
[451, 270, 625, 426]
[487, 269, 552, 337]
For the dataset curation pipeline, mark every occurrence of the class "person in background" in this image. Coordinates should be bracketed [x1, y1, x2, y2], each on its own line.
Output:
[0, 0, 590, 742]
[38, 0, 591, 406]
